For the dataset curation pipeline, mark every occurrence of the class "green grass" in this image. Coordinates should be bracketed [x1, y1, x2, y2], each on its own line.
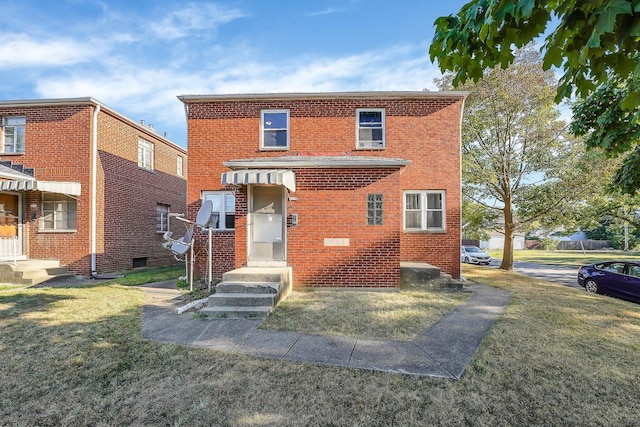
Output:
[104, 264, 184, 286]
[489, 249, 640, 266]
[0, 265, 639, 425]
[260, 289, 471, 341]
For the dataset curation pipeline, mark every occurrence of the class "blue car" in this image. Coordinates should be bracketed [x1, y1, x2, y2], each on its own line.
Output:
[577, 261, 640, 304]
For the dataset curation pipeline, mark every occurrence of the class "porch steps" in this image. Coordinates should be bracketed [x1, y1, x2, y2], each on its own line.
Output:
[0, 260, 75, 285]
[400, 262, 463, 290]
[201, 267, 291, 319]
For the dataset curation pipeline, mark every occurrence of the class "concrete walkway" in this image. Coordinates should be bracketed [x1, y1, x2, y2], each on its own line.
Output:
[141, 281, 511, 379]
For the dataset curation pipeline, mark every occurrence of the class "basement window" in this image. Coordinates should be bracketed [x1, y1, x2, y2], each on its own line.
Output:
[132, 257, 148, 269]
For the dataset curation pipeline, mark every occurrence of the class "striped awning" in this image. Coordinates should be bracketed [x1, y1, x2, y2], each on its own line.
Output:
[221, 169, 296, 192]
[0, 180, 81, 196]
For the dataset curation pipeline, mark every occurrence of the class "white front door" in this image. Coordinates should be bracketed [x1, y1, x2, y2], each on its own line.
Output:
[248, 185, 286, 266]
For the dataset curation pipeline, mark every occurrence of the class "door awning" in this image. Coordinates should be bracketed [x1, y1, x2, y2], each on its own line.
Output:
[221, 169, 296, 192]
[0, 180, 81, 196]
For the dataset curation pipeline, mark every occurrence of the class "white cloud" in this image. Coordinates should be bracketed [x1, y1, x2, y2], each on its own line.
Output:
[147, 2, 246, 40]
[0, 34, 106, 68]
[204, 44, 441, 94]
[29, 40, 443, 146]
[305, 7, 343, 17]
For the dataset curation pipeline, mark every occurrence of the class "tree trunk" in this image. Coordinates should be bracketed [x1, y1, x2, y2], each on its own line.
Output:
[500, 204, 516, 270]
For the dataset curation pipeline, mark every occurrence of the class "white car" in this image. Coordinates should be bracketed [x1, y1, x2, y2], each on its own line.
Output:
[461, 245, 492, 265]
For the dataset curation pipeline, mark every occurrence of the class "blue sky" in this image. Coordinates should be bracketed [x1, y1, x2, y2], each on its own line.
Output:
[0, 0, 469, 147]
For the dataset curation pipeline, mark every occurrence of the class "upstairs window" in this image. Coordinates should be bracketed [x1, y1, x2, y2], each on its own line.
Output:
[357, 108, 385, 149]
[41, 193, 77, 231]
[2, 116, 26, 154]
[177, 156, 184, 177]
[156, 204, 170, 233]
[261, 110, 289, 149]
[404, 190, 445, 231]
[202, 191, 235, 230]
[138, 139, 154, 170]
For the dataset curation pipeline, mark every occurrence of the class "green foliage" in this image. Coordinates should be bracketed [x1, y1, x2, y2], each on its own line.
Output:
[462, 201, 498, 240]
[431, 0, 640, 195]
[572, 77, 640, 194]
[430, 0, 640, 106]
[583, 216, 640, 249]
[539, 237, 559, 250]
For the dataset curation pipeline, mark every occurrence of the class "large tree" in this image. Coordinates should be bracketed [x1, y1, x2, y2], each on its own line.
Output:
[440, 48, 581, 270]
[430, 0, 640, 192]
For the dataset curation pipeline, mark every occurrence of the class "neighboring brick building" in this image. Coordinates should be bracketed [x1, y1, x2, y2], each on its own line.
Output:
[0, 97, 187, 276]
[179, 91, 467, 288]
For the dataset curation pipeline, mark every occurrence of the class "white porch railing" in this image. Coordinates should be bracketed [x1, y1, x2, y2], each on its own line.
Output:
[0, 236, 19, 265]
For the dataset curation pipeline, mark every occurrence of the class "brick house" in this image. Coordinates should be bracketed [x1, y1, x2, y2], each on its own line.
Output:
[0, 97, 187, 278]
[179, 91, 467, 289]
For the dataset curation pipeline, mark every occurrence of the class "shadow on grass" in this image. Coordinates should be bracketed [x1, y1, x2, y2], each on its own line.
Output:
[2, 271, 640, 426]
[0, 291, 76, 319]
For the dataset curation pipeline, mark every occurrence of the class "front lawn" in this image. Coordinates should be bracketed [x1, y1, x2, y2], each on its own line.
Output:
[0, 265, 638, 425]
[260, 288, 470, 341]
[489, 249, 640, 266]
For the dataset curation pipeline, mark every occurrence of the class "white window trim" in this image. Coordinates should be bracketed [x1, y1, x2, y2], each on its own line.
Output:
[40, 193, 77, 232]
[2, 116, 26, 154]
[356, 108, 385, 149]
[138, 138, 154, 170]
[156, 204, 170, 233]
[202, 190, 235, 231]
[403, 190, 446, 232]
[260, 109, 290, 150]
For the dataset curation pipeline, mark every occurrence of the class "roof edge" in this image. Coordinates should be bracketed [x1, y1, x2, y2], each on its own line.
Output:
[0, 97, 187, 154]
[178, 91, 469, 103]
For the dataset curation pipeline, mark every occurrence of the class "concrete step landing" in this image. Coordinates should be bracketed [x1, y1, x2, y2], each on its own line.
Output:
[0, 260, 75, 285]
[201, 267, 291, 319]
[400, 262, 462, 290]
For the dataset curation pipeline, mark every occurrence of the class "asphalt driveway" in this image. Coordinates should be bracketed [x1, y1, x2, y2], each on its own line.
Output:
[512, 261, 581, 289]
[475, 258, 580, 289]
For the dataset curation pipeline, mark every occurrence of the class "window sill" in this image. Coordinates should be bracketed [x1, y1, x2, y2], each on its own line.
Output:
[0, 152, 25, 156]
[403, 229, 447, 234]
[355, 146, 386, 151]
[259, 147, 289, 151]
[38, 229, 77, 233]
[138, 166, 155, 173]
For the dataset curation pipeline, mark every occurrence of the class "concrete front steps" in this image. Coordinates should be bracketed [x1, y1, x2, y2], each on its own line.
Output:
[0, 260, 75, 285]
[400, 262, 463, 290]
[201, 267, 292, 319]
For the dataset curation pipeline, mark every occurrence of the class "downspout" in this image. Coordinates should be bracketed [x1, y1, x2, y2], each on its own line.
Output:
[91, 104, 100, 277]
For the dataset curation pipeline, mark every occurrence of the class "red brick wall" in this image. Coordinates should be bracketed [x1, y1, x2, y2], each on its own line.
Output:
[284, 168, 401, 287]
[185, 94, 463, 285]
[0, 103, 187, 275]
[0, 105, 93, 273]
[97, 109, 187, 273]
